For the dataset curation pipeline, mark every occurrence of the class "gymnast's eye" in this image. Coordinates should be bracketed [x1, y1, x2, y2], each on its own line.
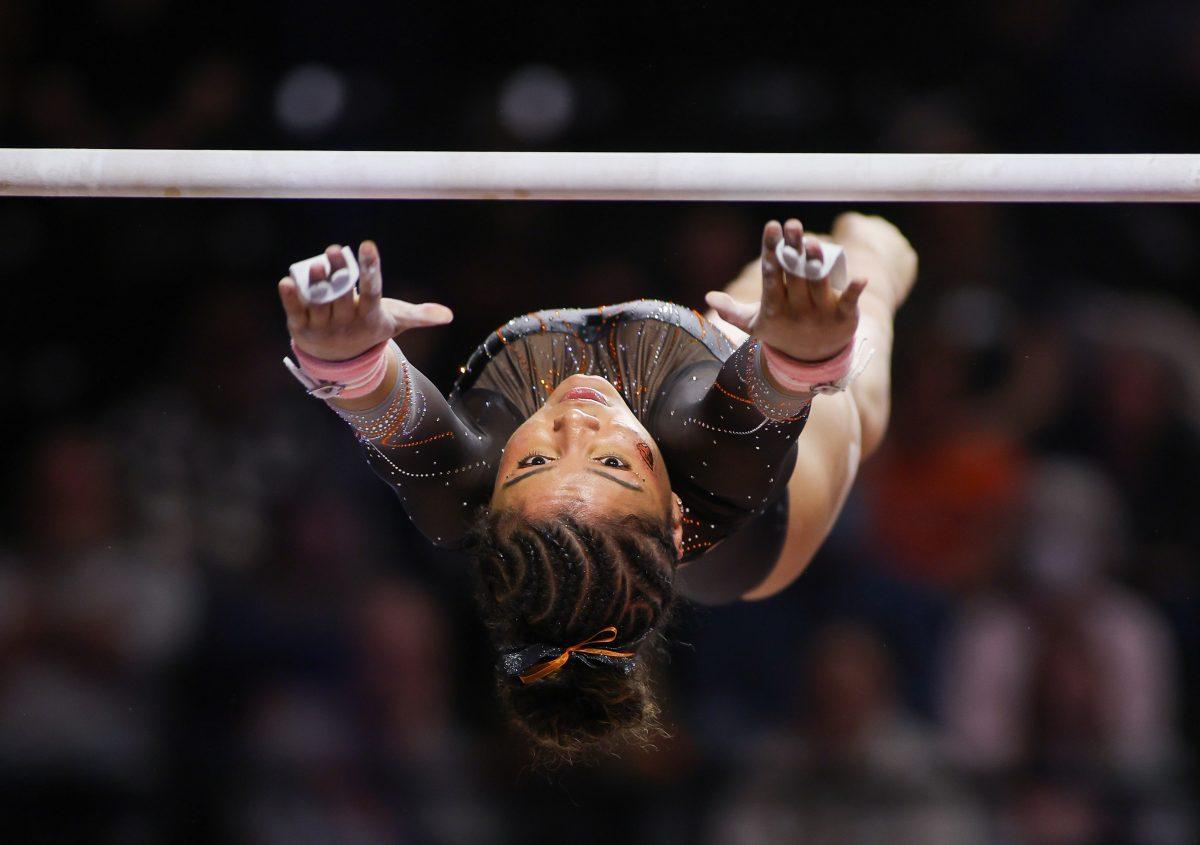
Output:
[596, 455, 629, 469]
[517, 453, 552, 467]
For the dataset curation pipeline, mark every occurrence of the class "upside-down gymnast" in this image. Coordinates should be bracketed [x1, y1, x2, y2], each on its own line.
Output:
[276, 213, 917, 759]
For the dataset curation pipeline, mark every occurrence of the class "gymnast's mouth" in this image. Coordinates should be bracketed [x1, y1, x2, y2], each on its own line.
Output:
[560, 386, 609, 405]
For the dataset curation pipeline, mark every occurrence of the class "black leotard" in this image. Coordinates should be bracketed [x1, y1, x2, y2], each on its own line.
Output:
[325, 300, 812, 603]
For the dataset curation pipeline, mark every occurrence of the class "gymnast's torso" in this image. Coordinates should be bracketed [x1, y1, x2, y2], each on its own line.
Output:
[346, 299, 813, 600]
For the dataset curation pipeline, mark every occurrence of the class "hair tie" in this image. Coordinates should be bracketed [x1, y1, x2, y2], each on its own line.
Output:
[499, 626, 637, 685]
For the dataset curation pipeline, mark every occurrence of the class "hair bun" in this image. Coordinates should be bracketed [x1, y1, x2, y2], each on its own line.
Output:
[499, 659, 659, 761]
[469, 508, 677, 762]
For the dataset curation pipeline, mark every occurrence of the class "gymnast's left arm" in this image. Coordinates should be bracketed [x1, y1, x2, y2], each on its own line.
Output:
[713, 215, 916, 599]
[652, 220, 869, 532]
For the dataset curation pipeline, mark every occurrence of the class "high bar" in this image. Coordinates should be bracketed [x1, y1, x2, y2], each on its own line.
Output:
[1, 149, 1198, 202]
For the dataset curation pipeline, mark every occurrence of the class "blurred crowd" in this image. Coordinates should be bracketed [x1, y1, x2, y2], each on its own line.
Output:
[3, 1, 1200, 843]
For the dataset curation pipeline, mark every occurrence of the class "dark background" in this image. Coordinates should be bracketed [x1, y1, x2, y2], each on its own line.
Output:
[1, 1, 1198, 842]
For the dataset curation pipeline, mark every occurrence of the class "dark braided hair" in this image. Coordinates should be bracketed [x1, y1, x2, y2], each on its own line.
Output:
[466, 507, 679, 762]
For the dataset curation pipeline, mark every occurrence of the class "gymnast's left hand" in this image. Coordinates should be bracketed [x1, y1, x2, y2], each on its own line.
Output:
[704, 219, 866, 362]
[276, 240, 453, 361]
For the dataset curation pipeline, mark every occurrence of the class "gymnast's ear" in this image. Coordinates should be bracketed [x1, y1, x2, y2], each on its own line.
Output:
[670, 492, 684, 561]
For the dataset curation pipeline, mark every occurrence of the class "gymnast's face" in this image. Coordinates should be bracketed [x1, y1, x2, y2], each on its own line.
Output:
[491, 374, 684, 559]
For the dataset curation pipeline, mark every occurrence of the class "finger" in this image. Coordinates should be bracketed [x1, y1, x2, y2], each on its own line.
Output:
[327, 243, 357, 324]
[383, 299, 454, 332]
[838, 278, 869, 314]
[307, 262, 332, 328]
[278, 277, 308, 330]
[802, 236, 832, 309]
[330, 289, 356, 324]
[803, 235, 825, 276]
[781, 218, 810, 310]
[358, 240, 382, 303]
[782, 218, 804, 251]
[704, 290, 757, 332]
[325, 243, 346, 272]
[760, 221, 786, 317]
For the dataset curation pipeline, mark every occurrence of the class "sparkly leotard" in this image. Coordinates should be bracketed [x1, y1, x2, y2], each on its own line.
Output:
[330, 300, 813, 603]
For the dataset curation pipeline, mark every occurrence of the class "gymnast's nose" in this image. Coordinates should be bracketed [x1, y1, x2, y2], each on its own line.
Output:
[552, 407, 601, 438]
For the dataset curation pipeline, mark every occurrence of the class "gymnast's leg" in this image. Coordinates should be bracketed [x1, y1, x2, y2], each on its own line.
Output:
[707, 213, 917, 599]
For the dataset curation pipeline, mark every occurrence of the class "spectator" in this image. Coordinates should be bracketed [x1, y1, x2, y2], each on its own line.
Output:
[711, 622, 985, 844]
[940, 457, 1193, 840]
[0, 429, 199, 840]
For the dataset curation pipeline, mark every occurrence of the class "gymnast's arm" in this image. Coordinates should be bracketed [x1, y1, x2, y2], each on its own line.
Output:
[656, 219, 871, 529]
[278, 240, 498, 548]
[652, 338, 812, 532]
[329, 351, 499, 547]
[713, 214, 917, 598]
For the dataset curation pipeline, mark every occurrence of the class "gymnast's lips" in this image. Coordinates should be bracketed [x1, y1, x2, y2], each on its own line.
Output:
[560, 387, 609, 406]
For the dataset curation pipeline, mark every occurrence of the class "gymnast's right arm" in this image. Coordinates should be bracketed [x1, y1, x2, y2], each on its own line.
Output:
[278, 241, 498, 548]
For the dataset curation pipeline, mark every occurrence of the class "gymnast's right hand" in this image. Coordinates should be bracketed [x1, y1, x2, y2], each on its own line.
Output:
[277, 240, 453, 361]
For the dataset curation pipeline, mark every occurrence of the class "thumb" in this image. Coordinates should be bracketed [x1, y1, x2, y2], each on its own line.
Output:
[704, 290, 757, 332]
[383, 298, 454, 331]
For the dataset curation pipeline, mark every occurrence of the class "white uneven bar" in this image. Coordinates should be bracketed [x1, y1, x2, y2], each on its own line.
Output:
[1, 149, 1199, 201]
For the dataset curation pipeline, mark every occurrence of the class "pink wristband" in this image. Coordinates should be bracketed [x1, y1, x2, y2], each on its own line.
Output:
[760, 341, 854, 395]
[289, 340, 390, 399]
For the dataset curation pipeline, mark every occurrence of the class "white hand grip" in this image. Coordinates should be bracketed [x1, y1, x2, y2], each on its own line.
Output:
[289, 246, 360, 305]
[775, 237, 848, 292]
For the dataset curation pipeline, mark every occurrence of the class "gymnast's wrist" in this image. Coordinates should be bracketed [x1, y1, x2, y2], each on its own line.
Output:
[759, 347, 819, 398]
[330, 347, 400, 411]
[289, 334, 379, 363]
[759, 339, 855, 397]
[282, 338, 403, 408]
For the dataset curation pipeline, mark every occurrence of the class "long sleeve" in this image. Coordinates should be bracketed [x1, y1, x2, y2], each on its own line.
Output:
[326, 345, 514, 548]
[651, 337, 811, 558]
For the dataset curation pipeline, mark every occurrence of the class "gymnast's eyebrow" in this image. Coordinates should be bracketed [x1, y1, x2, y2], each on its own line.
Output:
[587, 468, 644, 492]
[501, 465, 553, 488]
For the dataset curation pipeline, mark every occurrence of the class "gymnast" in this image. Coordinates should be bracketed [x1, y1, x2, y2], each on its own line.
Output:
[276, 212, 917, 759]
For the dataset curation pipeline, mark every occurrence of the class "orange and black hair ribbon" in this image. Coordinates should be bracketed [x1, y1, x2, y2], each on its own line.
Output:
[500, 626, 637, 685]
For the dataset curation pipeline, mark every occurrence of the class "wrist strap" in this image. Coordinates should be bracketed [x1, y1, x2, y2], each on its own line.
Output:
[283, 339, 393, 399]
[760, 337, 874, 396]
